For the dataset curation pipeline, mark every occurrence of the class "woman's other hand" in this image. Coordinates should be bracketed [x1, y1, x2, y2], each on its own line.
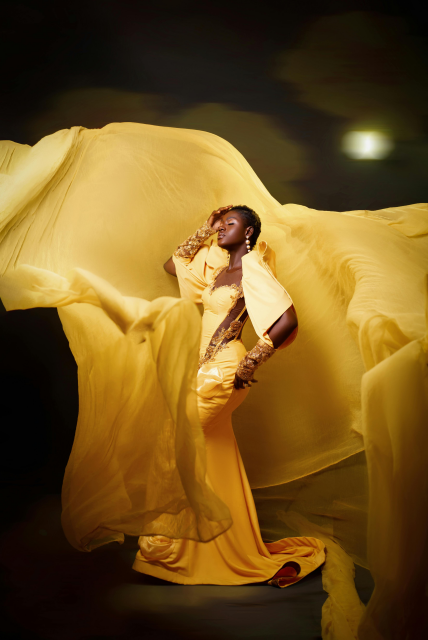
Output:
[234, 372, 258, 390]
[207, 205, 234, 231]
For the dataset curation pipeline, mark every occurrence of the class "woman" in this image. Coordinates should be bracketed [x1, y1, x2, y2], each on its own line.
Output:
[133, 204, 325, 587]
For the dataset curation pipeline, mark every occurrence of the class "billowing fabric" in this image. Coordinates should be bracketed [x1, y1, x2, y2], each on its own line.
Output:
[0, 123, 427, 639]
[0, 265, 232, 547]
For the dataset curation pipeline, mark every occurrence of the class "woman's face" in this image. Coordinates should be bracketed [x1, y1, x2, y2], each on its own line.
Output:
[217, 211, 253, 250]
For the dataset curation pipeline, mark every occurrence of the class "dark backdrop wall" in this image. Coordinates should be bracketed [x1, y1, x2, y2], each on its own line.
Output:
[1, 0, 428, 211]
[0, 2, 425, 636]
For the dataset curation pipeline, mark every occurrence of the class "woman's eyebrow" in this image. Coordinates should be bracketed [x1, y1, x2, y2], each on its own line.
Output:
[225, 216, 238, 222]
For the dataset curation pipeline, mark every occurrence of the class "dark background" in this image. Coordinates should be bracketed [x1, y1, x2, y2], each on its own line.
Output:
[0, 1, 425, 638]
[1, 0, 428, 210]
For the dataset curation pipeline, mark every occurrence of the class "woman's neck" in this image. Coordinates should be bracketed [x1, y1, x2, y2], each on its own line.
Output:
[227, 246, 247, 271]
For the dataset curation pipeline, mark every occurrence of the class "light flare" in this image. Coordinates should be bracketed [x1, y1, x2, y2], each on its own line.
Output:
[342, 131, 393, 160]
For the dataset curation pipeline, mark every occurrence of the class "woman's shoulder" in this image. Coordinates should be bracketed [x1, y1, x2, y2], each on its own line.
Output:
[242, 240, 277, 278]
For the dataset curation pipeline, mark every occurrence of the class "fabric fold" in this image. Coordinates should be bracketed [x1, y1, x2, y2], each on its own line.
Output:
[0, 264, 233, 549]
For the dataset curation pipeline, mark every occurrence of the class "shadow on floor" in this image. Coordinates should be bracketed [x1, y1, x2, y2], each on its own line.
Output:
[0, 494, 374, 640]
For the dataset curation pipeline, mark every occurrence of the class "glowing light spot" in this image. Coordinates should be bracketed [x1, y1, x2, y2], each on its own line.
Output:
[342, 131, 393, 160]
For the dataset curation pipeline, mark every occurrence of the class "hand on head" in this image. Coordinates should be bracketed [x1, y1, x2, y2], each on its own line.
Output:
[207, 205, 234, 231]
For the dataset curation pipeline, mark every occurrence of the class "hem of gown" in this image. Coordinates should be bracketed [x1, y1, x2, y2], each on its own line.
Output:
[132, 548, 325, 587]
[132, 556, 268, 586]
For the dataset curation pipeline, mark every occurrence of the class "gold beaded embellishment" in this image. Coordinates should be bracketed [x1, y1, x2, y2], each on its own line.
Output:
[174, 221, 216, 259]
[225, 281, 244, 316]
[207, 266, 228, 293]
[208, 266, 244, 316]
[198, 317, 246, 369]
[236, 339, 276, 381]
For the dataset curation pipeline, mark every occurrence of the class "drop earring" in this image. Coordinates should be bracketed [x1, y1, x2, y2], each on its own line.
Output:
[245, 237, 251, 252]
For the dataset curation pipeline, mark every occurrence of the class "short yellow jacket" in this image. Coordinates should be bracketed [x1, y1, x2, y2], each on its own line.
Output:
[172, 237, 296, 350]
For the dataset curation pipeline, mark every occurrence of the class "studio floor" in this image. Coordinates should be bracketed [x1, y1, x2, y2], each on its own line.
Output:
[1, 494, 374, 640]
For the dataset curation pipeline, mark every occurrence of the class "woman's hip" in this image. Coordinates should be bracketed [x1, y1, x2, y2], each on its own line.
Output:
[196, 340, 248, 430]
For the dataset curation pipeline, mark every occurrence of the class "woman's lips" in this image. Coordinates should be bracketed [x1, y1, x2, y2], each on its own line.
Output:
[218, 234, 225, 238]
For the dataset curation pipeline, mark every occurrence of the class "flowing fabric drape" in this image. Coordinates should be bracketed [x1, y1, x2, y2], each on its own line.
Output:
[1, 123, 427, 639]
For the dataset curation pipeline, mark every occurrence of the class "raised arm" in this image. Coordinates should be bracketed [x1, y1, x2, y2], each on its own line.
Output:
[163, 222, 215, 276]
[163, 205, 234, 277]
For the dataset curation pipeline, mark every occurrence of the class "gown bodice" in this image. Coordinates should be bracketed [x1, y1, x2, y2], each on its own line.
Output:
[200, 283, 246, 356]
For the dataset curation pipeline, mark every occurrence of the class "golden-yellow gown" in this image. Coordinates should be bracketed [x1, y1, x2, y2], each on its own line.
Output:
[133, 239, 325, 585]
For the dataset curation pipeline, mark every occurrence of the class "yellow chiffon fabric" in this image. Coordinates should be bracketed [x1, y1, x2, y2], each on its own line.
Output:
[1, 123, 427, 638]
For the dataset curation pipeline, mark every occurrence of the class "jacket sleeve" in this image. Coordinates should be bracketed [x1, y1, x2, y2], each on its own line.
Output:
[242, 241, 296, 350]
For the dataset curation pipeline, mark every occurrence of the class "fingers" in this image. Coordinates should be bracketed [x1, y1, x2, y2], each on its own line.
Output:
[243, 378, 258, 388]
[234, 373, 244, 390]
[210, 205, 234, 229]
[234, 373, 256, 390]
[213, 204, 233, 215]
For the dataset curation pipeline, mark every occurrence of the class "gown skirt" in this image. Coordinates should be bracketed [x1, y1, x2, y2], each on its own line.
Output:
[133, 285, 325, 586]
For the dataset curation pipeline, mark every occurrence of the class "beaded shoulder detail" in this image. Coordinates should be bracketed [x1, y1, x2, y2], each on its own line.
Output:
[198, 316, 247, 369]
